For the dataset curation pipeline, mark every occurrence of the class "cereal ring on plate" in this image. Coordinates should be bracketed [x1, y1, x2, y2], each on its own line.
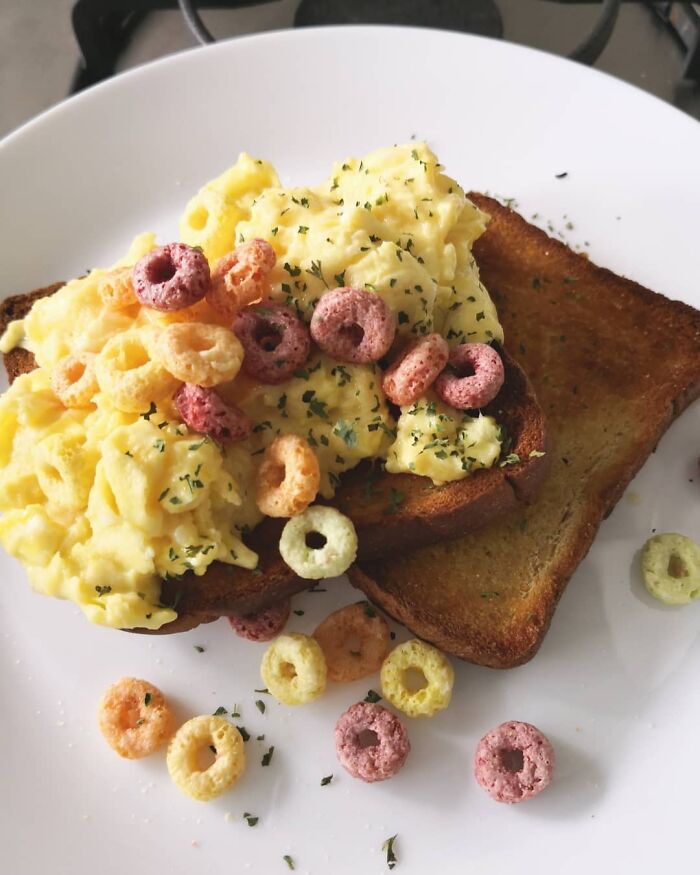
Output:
[96, 330, 180, 413]
[97, 267, 138, 310]
[133, 242, 210, 311]
[335, 701, 410, 783]
[279, 505, 357, 580]
[260, 633, 327, 705]
[228, 597, 291, 642]
[167, 715, 245, 802]
[314, 602, 390, 682]
[641, 533, 700, 605]
[255, 434, 320, 518]
[154, 322, 244, 387]
[380, 639, 454, 718]
[434, 342, 504, 410]
[382, 333, 449, 406]
[51, 351, 99, 408]
[175, 383, 251, 443]
[98, 677, 174, 759]
[310, 287, 395, 364]
[474, 721, 555, 803]
[208, 238, 276, 320]
[233, 303, 310, 384]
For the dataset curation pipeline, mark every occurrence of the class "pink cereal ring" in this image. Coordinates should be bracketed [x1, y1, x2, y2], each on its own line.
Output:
[208, 239, 276, 320]
[434, 342, 505, 410]
[233, 303, 310, 384]
[133, 243, 210, 311]
[310, 287, 395, 364]
[474, 721, 555, 804]
[175, 383, 251, 443]
[334, 702, 411, 783]
[227, 598, 291, 642]
[382, 333, 449, 407]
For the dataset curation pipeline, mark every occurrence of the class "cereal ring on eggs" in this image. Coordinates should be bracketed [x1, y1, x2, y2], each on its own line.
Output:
[132, 242, 210, 311]
[382, 333, 449, 406]
[641, 533, 700, 605]
[97, 267, 138, 310]
[380, 639, 454, 718]
[154, 322, 244, 387]
[335, 701, 410, 783]
[313, 602, 390, 683]
[167, 715, 246, 801]
[434, 342, 504, 410]
[175, 383, 251, 443]
[228, 597, 291, 642]
[233, 303, 310, 384]
[474, 721, 555, 803]
[255, 434, 320, 518]
[98, 677, 174, 759]
[51, 351, 99, 408]
[260, 633, 327, 705]
[279, 505, 358, 580]
[95, 329, 181, 413]
[208, 238, 276, 320]
[310, 287, 395, 364]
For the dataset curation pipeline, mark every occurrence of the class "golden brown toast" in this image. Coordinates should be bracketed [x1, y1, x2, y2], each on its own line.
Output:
[348, 194, 700, 668]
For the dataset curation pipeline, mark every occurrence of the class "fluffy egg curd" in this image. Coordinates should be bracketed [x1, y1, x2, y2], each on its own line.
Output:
[0, 144, 504, 630]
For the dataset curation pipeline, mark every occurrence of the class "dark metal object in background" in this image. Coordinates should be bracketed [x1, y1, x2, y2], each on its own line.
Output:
[651, 2, 700, 80]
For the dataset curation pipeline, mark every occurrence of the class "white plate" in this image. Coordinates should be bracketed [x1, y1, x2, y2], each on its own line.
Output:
[1, 26, 699, 875]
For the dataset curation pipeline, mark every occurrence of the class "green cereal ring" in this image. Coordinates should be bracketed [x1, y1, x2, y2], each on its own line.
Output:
[279, 505, 358, 580]
[641, 533, 700, 605]
[260, 633, 327, 705]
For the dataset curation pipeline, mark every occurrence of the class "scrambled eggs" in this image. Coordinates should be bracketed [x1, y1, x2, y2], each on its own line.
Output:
[0, 144, 504, 629]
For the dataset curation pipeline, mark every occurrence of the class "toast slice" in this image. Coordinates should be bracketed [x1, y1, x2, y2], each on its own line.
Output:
[348, 194, 700, 668]
[1, 275, 548, 624]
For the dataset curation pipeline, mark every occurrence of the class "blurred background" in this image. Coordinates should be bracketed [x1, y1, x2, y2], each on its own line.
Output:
[1, 0, 699, 138]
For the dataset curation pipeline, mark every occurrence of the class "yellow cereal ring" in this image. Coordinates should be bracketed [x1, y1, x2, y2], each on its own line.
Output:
[380, 639, 454, 718]
[260, 633, 327, 705]
[97, 267, 138, 310]
[167, 715, 246, 802]
[279, 506, 357, 580]
[98, 677, 174, 759]
[95, 329, 180, 412]
[641, 533, 700, 605]
[256, 434, 320, 518]
[50, 352, 99, 408]
[313, 601, 390, 683]
[153, 322, 244, 387]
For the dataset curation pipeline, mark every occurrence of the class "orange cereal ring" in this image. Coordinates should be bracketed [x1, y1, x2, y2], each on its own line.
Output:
[97, 677, 174, 759]
[50, 352, 99, 408]
[255, 434, 320, 518]
[97, 267, 138, 310]
[313, 602, 390, 683]
[154, 322, 244, 387]
[208, 238, 276, 320]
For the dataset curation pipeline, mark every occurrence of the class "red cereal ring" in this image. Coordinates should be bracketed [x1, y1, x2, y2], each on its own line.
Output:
[382, 333, 449, 406]
[175, 383, 251, 443]
[474, 721, 555, 803]
[232, 303, 310, 384]
[310, 287, 395, 364]
[434, 342, 505, 410]
[334, 701, 411, 783]
[133, 243, 210, 311]
[227, 598, 291, 642]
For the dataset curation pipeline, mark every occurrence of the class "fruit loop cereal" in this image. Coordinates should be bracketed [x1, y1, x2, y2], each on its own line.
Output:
[98, 677, 174, 759]
[132, 242, 210, 311]
[334, 702, 410, 782]
[380, 639, 454, 718]
[474, 721, 555, 803]
[382, 333, 449, 406]
[97, 267, 138, 310]
[255, 434, 320, 518]
[313, 602, 390, 682]
[641, 533, 700, 605]
[50, 352, 99, 408]
[260, 633, 327, 705]
[279, 505, 358, 579]
[228, 597, 291, 642]
[310, 287, 395, 364]
[175, 383, 251, 443]
[434, 342, 505, 410]
[154, 322, 244, 387]
[167, 715, 246, 802]
[208, 238, 276, 320]
[233, 303, 310, 384]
